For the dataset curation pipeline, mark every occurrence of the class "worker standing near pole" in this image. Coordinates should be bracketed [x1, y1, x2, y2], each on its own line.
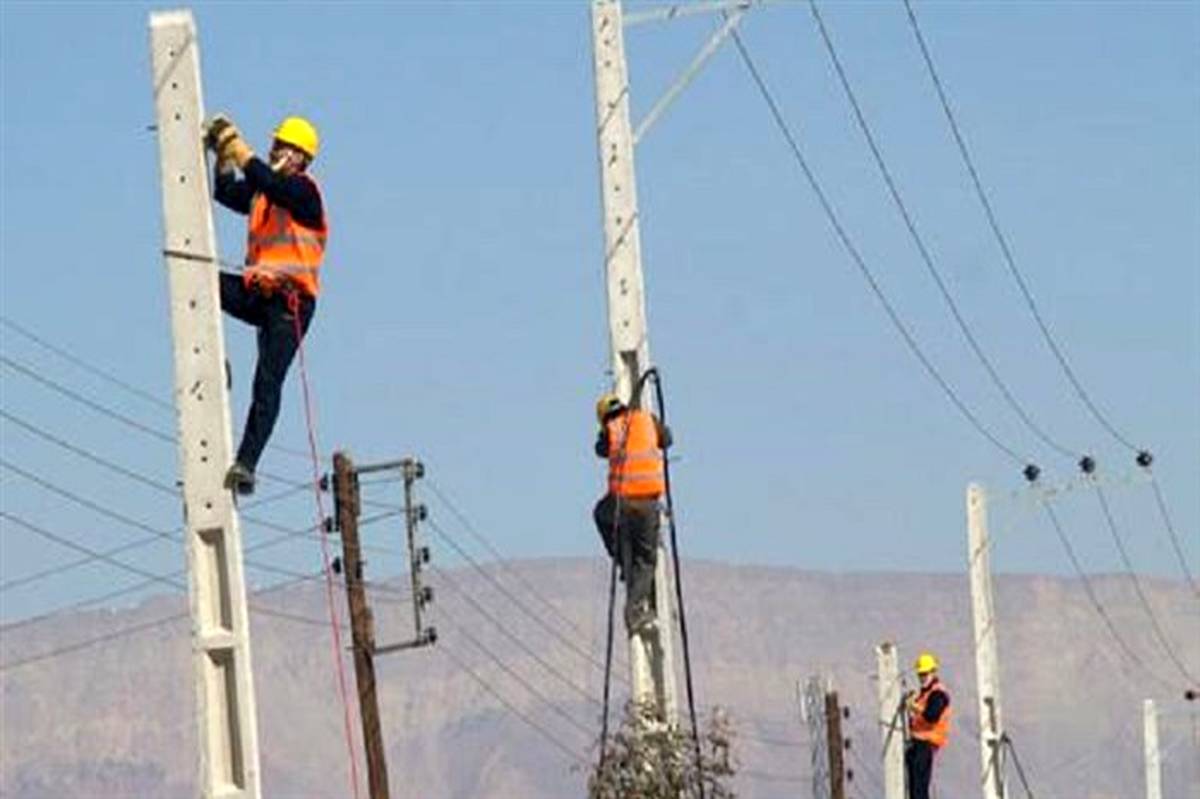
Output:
[203, 115, 327, 495]
[592, 392, 671, 631]
[906, 651, 952, 799]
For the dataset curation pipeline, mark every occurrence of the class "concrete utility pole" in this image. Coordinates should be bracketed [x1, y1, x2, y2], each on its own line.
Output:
[825, 689, 847, 799]
[589, 0, 678, 724]
[148, 11, 261, 798]
[876, 642, 907, 799]
[333, 452, 390, 799]
[1143, 699, 1162, 799]
[967, 483, 1006, 799]
[801, 677, 831, 799]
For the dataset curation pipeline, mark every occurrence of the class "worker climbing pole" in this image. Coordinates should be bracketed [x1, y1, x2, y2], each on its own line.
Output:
[148, 11, 262, 797]
[589, 0, 680, 730]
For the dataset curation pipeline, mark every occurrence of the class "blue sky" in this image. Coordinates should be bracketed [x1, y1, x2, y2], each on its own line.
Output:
[1, 0, 1196, 624]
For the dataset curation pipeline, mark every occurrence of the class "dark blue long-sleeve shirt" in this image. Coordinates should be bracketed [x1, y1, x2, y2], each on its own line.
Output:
[214, 157, 324, 230]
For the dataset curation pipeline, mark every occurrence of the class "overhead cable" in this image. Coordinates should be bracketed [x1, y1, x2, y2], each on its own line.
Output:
[1091, 481, 1198, 686]
[900, 0, 1139, 453]
[807, 0, 1078, 462]
[727, 28, 1029, 467]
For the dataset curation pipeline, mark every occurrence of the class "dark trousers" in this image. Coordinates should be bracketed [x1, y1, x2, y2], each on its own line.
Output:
[219, 273, 315, 471]
[593, 493, 660, 627]
[905, 740, 935, 799]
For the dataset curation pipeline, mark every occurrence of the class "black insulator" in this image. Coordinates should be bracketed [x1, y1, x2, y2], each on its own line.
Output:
[356, 561, 364, 580]
[1136, 450, 1153, 468]
[416, 504, 429, 522]
[415, 461, 426, 480]
[1023, 464, 1041, 484]
[1079, 455, 1096, 475]
[331, 556, 342, 575]
[419, 545, 431, 564]
[425, 626, 438, 645]
[846, 769, 854, 782]
[421, 586, 434, 605]
[318, 474, 330, 492]
[842, 707, 850, 719]
[844, 738, 852, 750]
[1184, 688, 1197, 702]
[322, 516, 334, 533]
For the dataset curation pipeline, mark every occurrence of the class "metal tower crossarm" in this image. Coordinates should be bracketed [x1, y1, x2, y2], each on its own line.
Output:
[148, 11, 261, 797]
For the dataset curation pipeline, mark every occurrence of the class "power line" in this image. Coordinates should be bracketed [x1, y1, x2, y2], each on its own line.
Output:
[1091, 481, 1197, 686]
[0, 314, 314, 460]
[727, 27, 1027, 467]
[425, 478, 602, 652]
[0, 572, 319, 672]
[900, 0, 1139, 453]
[432, 562, 601, 708]
[437, 643, 589, 767]
[1146, 471, 1199, 600]
[0, 351, 305, 487]
[1038, 498, 1177, 692]
[1, 407, 179, 495]
[807, 0, 1077, 462]
[419, 512, 627, 685]
[433, 604, 596, 741]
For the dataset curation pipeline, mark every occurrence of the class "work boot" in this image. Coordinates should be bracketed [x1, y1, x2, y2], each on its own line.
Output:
[224, 461, 255, 496]
[624, 598, 654, 632]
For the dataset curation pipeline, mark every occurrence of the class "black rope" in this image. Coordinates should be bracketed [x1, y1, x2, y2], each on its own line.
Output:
[598, 553, 620, 764]
[1002, 734, 1036, 799]
[643, 368, 706, 798]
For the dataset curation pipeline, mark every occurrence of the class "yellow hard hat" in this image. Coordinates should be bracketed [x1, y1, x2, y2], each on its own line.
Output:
[273, 116, 319, 158]
[914, 652, 940, 674]
[595, 393, 623, 424]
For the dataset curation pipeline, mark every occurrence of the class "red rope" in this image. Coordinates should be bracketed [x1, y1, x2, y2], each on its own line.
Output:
[288, 291, 363, 799]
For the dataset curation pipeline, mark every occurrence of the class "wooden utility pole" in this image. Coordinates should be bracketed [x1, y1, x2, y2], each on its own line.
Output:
[333, 452, 389, 799]
[825, 689, 847, 799]
[876, 642, 907, 799]
[1143, 699, 1162, 799]
[968, 483, 1006, 799]
[149, 11, 261, 797]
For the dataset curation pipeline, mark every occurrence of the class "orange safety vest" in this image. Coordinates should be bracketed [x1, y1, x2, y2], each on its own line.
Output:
[606, 409, 666, 499]
[244, 175, 327, 298]
[909, 681, 952, 748]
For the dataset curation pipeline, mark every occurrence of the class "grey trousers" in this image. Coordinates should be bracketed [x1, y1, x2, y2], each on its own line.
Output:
[593, 493, 661, 628]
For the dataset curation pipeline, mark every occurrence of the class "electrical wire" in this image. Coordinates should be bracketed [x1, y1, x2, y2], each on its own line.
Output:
[0, 352, 305, 487]
[423, 515, 626, 684]
[430, 562, 600, 708]
[726, 28, 1027, 466]
[425, 478, 603, 650]
[0, 314, 314, 460]
[807, 0, 1077, 462]
[1146, 471, 1199, 600]
[0, 407, 179, 494]
[1091, 481, 1198, 686]
[1038, 498, 1177, 692]
[437, 643, 589, 767]
[432, 604, 595, 741]
[900, 0, 1139, 453]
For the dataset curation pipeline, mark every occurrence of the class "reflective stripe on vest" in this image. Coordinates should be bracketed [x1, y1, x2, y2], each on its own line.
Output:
[245, 176, 327, 297]
[909, 683, 952, 748]
[606, 409, 665, 499]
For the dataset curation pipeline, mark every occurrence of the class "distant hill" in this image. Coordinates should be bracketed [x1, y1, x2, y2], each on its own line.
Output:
[1, 559, 1197, 798]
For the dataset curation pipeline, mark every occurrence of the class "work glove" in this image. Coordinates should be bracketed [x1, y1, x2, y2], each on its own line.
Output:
[203, 114, 237, 152]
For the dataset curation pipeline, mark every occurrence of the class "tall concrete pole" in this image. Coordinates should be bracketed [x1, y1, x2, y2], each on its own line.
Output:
[967, 483, 1005, 799]
[876, 642, 906, 799]
[1144, 699, 1162, 799]
[148, 11, 260, 797]
[589, 0, 678, 725]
